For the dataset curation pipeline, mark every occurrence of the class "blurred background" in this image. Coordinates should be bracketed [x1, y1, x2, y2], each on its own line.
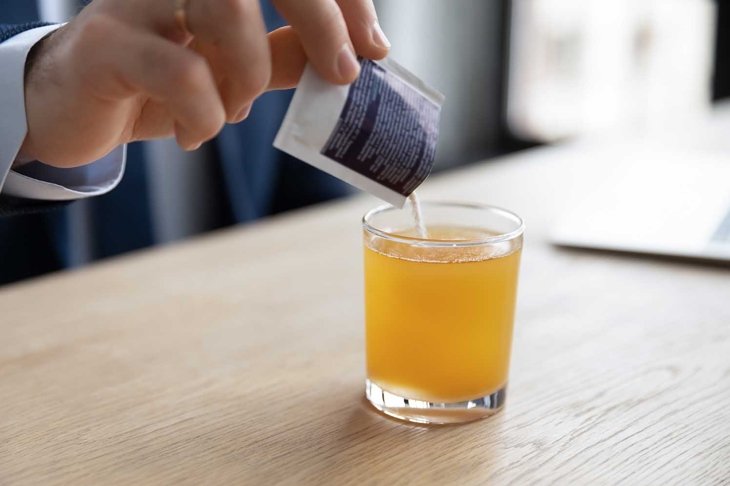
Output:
[1, 0, 728, 285]
[377, 0, 725, 158]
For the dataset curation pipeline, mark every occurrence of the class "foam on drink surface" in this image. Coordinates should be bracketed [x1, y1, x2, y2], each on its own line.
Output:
[367, 225, 516, 263]
[366, 193, 518, 263]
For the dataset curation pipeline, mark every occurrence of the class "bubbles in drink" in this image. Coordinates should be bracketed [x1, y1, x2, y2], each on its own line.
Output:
[368, 225, 516, 263]
[364, 227, 522, 403]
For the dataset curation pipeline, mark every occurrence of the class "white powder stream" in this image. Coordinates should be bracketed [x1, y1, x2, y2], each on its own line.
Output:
[408, 192, 428, 239]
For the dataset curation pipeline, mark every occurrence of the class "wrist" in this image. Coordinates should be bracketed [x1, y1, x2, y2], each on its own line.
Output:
[18, 27, 62, 165]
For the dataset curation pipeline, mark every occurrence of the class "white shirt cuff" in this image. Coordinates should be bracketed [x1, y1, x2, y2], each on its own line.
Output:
[0, 24, 125, 201]
[3, 145, 126, 200]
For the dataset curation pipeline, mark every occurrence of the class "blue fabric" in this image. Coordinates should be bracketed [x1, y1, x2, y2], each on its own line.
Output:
[87, 142, 154, 258]
[48, 142, 154, 264]
[214, 4, 288, 222]
[214, 4, 352, 223]
[0, 22, 49, 41]
[0, 0, 38, 24]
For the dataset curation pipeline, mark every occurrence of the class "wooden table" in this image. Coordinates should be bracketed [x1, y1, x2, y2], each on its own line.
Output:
[2, 139, 729, 484]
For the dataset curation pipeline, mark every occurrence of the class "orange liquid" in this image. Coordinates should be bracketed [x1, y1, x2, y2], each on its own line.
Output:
[364, 226, 521, 403]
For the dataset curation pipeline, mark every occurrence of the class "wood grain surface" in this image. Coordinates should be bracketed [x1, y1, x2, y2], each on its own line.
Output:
[1, 141, 729, 485]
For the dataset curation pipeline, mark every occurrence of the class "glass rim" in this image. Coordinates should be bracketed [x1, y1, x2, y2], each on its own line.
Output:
[362, 200, 525, 248]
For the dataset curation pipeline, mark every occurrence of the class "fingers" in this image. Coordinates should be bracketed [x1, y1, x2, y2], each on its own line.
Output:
[87, 18, 226, 150]
[185, 0, 271, 122]
[267, 27, 307, 91]
[335, 0, 390, 60]
[272, 0, 360, 85]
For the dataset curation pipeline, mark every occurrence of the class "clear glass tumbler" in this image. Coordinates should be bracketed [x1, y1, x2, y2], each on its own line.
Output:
[363, 201, 524, 424]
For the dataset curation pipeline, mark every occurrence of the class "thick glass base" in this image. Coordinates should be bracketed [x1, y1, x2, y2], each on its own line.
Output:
[365, 379, 506, 425]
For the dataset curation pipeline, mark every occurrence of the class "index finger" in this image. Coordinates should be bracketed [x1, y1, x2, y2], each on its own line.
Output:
[185, 0, 272, 121]
[272, 0, 360, 85]
[335, 0, 390, 60]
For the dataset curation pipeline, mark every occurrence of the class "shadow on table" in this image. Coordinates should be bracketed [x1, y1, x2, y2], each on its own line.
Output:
[296, 389, 506, 482]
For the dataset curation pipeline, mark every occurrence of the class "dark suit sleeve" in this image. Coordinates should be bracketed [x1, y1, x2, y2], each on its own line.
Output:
[0, 22, 52, 43]
[1, 22, 70, 216]
[0, 196, 70, 216]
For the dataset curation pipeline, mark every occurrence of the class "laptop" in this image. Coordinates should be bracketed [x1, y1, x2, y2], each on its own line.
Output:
[551, 142, 730, 263]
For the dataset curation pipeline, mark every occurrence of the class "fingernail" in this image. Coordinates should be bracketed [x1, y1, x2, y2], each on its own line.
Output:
[186, 141, 202, 151]
[371, 21, 391, 49]
[336, 43, 361, 81]
[234, 103, 252, 123]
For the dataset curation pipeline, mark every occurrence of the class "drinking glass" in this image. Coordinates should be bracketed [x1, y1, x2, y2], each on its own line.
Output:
[363, 201, 524, 424]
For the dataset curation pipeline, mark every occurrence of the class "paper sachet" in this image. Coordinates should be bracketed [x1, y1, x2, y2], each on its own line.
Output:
[274, 57, 444, 208]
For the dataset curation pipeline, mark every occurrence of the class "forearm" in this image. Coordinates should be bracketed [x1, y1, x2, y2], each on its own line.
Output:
[13, 26, 56, 168]
[0, 24, 64, 192]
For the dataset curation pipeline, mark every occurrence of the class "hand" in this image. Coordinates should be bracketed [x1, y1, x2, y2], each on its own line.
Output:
[19, 0, 390, 168]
